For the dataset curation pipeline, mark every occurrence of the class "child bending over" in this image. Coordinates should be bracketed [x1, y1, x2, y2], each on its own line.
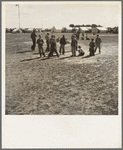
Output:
[78, 46, 85, 56]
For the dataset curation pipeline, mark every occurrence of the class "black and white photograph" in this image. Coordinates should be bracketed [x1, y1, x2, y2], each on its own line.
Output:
[2, 1, 121, 148]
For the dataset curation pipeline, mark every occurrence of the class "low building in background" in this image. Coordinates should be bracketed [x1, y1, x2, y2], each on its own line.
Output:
[81, 27, 89, 33]
[12, 28, 22, 33]
[66, 27, 73, 33]
[86, 27, 92, 33]
[96, 27, 107, 33]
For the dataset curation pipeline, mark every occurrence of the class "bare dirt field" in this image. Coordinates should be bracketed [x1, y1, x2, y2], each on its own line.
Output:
[5, 33, 118, 115]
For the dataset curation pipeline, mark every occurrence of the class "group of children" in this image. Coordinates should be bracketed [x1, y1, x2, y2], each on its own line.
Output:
[36, 34, 59, 58]
[89, 35, 102, 56]
[34, 30, 101, 58]
[70, 32, 102, 57]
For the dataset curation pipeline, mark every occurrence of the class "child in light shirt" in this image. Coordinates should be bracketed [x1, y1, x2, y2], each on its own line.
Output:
[78, 46, 85, 56]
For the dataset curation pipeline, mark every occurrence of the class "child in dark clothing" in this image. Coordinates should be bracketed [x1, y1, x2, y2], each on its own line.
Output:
[89, 39, 95, 56]
[48, 36, 59, 58]
[59, 35, 66, 54]
[45, 33, 50, 52]
[71, 35, 77, 57]
[37, 35, 45, 57]
[31, 29, 37, 51]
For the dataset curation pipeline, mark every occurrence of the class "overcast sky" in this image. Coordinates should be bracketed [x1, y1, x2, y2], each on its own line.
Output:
[4, 2, 121, 29]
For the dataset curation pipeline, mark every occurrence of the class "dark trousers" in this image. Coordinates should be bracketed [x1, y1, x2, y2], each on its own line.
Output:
[59, 44, 65, 54]
[95, 45, 101, 53]
[48, 47, 59, 58]
[31, 39, 36, 51]
[46, 41, 50, 52]
[78, 52, 84, 56]
[90, 48, 95, 56]
[71, 46, 76, 56]
[38, 45, 45, 57]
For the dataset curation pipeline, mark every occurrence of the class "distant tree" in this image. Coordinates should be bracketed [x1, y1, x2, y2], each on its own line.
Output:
[10, 28, 15, 33]
[75, 25, 81, 27]
[97, 25, 103, 27]
[92, 24, 97, 28]
[69, 24, 74, 28]
[85, 24, 91, 27]
[81, 24, 85, 27]
[45, 28, 51, 32]
[113, 26, 118, 34]
[6, 28, 9, 33]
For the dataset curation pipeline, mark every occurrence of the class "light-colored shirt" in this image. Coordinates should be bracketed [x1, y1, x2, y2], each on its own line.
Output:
[78, 48, 85, 54]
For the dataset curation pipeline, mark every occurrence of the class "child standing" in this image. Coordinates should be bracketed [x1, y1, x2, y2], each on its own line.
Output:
[78, 46, 85, 56]
[71, 35, 77, 57]
[37, 35, 45, 57]
[48, 35, 59, 58]
[59, 35, 66, 55]
[95, 35, 102, 54]
[89, 39, 95, 56]
[31, 29, 37, 51]
[45, 33, 50, 52]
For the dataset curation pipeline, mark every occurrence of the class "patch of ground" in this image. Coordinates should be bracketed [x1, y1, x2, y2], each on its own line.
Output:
[5, 33, 118, 115]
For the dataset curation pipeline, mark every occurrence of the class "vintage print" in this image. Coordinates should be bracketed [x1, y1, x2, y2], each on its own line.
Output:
[4, 2, 120, 115]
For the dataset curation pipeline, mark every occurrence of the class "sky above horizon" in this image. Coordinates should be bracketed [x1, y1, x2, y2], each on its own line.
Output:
[4, 2, 121, 29]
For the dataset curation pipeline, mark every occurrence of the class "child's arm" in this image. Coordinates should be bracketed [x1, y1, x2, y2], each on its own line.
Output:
[35, 33, 37, 37]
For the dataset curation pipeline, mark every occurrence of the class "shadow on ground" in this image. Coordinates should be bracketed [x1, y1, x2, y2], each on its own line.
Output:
[20, 57, 41, 62]
[17, 50, 32, 53]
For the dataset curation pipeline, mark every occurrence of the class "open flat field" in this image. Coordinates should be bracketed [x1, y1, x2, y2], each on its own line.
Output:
[5, 33, 118, 115]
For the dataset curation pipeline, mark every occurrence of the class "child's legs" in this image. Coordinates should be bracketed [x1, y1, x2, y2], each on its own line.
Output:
[38, 45, 41, 57]
[61, 44, 64, 54]
[90, 48, 92, 56]
[95, 45, 97, 52]
[47, 41, 49, 52]
[48, 49, 52, 57]
[41, 47, 45, 56]
[54, 48, 59, 57]
[32, 39, 36, 51]
[63, 45, 65, 54]
[99, 45, 101, 53]
[61, 44, 63, 54]
[59, 45, 62, 53]
[71, 46, 74, 56]
[73, 46, 76, 56]
[92, 48, 95, 56]
[81, 52, 84, 56]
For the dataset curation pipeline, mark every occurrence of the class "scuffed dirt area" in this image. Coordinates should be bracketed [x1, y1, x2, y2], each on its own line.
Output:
[5, 33, 118, 115]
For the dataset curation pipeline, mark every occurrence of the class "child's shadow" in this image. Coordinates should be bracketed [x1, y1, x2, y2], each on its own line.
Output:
[82, 55, 91, 59]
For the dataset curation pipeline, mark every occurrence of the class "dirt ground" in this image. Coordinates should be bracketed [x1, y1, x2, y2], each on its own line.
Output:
[5, 33, 118, 115]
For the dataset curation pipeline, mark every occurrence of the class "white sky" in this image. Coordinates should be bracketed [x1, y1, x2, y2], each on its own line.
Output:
[4, 2, 121, 29]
